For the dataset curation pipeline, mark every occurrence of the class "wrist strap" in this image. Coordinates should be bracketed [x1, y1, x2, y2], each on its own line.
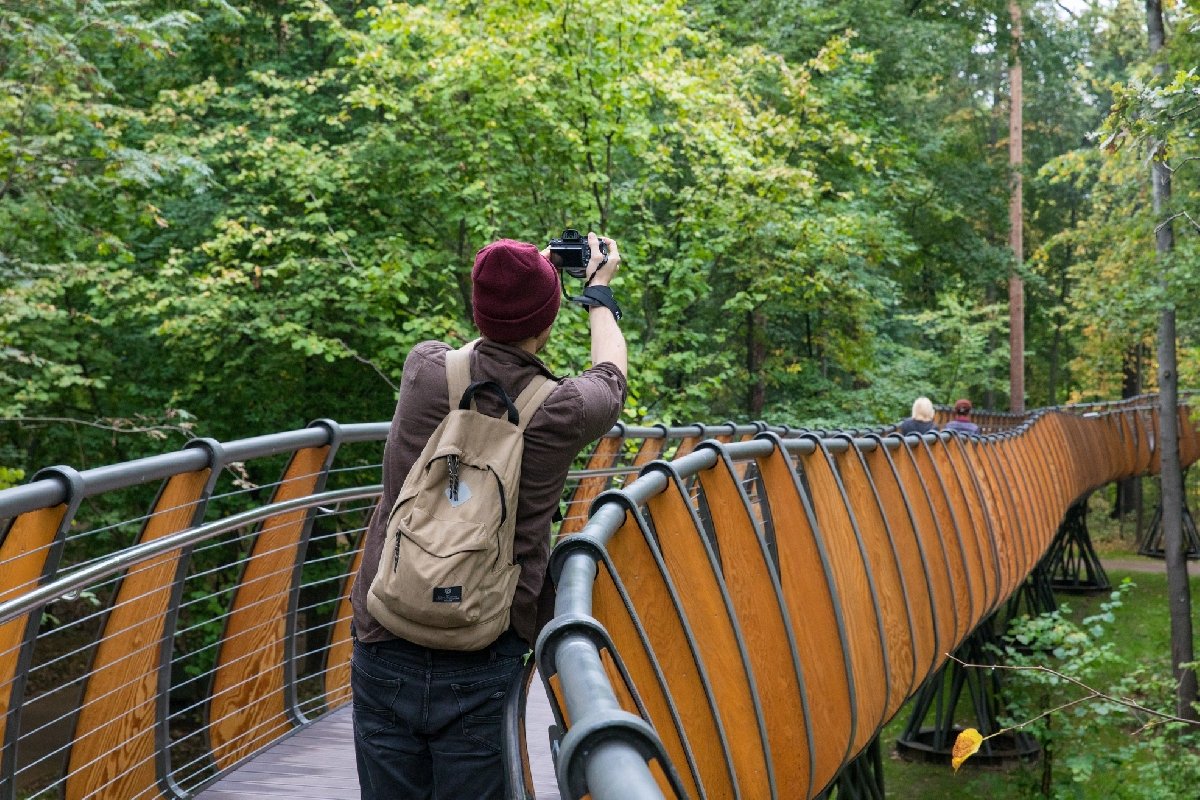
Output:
[572, 285, 622, 321]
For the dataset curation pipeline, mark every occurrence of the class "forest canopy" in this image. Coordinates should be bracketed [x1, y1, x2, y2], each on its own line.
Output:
[1, 0, 1197, 477]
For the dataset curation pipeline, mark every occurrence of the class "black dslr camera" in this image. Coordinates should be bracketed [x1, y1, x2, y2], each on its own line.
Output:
[547, 229, 608, 279]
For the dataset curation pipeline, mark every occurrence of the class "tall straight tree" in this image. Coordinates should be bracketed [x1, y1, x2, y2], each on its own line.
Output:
[1145, 0, 1197, 722]
[1008, 0, 1026, 414]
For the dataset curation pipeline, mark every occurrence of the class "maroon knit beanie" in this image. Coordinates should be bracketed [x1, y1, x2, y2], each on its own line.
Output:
[472, 239, 561, 342]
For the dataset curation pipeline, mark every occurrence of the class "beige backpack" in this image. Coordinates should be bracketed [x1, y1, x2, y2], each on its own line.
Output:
[368, 340, 557, 650]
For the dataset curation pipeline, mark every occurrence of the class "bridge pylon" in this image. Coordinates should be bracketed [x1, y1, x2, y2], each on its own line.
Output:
[894, 618, 1041, 768]
[1138, 474, 1200, 559]
[1043, 496, 1111, 594]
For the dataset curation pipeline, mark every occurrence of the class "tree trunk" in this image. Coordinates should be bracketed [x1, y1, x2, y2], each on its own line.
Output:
[1146, 0, 1198, 722]
[1114, 344, 1142, 520]
[1008, 0, 1025, 415]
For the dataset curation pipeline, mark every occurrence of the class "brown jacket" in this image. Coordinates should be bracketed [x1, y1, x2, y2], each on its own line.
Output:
[352, 339, 626, 647]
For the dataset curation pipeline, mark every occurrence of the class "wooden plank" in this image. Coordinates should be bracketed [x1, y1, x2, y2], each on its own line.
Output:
[889, 443, 958, 671]
[697, 445, 813, 798]
[559, 436, 623, 536]
[209, 446, 330, 769]
[67, 469, 212, 800]
[792, 441, 888, 761]
[756, 443, 852, 793]
[829, 443, 916, 722]
[643, 467, 773, 798]
[861, 442, 940, 682]
[597, 497, 739, 796]
[0, 505, 68, 764]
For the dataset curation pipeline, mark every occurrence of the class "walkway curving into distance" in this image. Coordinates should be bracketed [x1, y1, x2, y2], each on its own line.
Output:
[0, 396, 1195, 799]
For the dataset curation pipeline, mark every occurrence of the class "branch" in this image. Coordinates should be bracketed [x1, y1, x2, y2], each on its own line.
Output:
[1155, 211, 1200, 235]
[1055, 1, 1078, 18]
[334, 339, 398, 393]
[0, 416, 195, 438]
[950, 654, 1200, 729]
[307, 191, 358, 271]
[1165, 156, 1200, 177]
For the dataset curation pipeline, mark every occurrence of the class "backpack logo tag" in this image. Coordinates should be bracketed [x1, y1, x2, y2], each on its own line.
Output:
[445, 478, 472, 507]
[433, 586, 462, 603]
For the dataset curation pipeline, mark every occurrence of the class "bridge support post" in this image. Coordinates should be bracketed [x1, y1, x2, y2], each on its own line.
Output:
[815, 735, 884, 800]
[1043, 497, 1111, 594]
[1138, 473, 1200, 559]
[1004, 558, 1058, 623]
[894, 618, 1040, 767]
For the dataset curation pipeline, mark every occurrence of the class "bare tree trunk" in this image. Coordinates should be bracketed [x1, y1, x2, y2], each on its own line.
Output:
[1146, 0, 1198, 722]
[1114, 344, 1142, 520]
[1008, 0, 1025, 415]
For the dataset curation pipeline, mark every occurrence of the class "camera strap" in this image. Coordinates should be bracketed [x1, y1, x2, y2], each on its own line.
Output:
[571, 285, 622, 321]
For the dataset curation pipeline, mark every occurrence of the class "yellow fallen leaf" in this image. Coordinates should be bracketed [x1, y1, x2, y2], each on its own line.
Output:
[951, 727, 983, 772]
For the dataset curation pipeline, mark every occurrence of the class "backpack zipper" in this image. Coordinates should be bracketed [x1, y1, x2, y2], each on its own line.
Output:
[447, 454, 461, 502]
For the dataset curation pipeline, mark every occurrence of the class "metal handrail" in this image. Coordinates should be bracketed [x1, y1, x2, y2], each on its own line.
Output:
[0, 486, 381, 628]
[537, 399, 1195, 799]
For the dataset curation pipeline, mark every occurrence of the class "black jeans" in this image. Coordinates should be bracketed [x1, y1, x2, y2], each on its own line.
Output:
[351, 630, 528, 800]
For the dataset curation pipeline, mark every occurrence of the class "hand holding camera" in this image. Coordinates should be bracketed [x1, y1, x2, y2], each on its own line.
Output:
[545, 229, 623, 322]
[546, 229, 620, 286]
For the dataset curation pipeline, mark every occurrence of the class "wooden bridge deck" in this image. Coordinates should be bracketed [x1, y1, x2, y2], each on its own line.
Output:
[195, 673, 561, 800]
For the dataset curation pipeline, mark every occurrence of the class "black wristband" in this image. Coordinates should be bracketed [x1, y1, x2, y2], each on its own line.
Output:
[571, 285, 622, 321]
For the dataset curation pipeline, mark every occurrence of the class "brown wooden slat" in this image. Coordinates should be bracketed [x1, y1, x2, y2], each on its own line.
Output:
[756, 443, 852, 792]
[889, 443, 959, 668]
[927, 442, 989, 626]
[861, 442, 940, 680]
[0, 505, 68, 757]
[697, 445, 813, 798]
[559, 436, 623, 536]
[829, 444, 916, 722]
[907, 441, 973, 648]
[942, 438, 1002, 617]
[593, 514, 726, 798]
[643, 469, 773, 798]
[209, 446, 330, 769]
[66, 469, 212, 800]
[793, 442, 888, 757]
[322, 541, 364, 708]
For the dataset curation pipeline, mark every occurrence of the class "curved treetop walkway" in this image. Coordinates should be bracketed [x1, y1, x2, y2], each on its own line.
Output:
[0, 397, 1194, 799]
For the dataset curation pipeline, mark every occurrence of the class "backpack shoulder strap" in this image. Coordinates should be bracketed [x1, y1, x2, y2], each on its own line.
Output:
[512, 374, 558, 432]
[445, 339, 478, 408]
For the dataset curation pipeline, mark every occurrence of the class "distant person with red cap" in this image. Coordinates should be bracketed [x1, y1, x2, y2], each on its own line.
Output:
[943, 398, 980, 435]
[349, 232, 626, 800]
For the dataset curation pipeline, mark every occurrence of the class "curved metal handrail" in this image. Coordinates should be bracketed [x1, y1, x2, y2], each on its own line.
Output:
[537, 399, 1199, 799]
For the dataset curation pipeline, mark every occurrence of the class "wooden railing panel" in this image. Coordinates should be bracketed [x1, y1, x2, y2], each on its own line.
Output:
[889, 443, 959, 665]
[0, 505, 69, 769]
[863, 442, 941, 678]
[560, 436, 623, 536]
[323, 541, 364, 709]
[992, 440, 1038, 567]
[928, 442, 990, 624]
[596, 512, 731, 798]
[66, 469, 212, 800]
[697, 446, 813, 798]
[906, 441, 973, 647]
[793, 441, 889, 756]
[830, 443, 917, 721]
[976, 441, 1025, 598]
[209, 445, 331, 769]
[643, 468, 773, 798]
[942, 439, 1002, 616]
[757, 443, 853, 791]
